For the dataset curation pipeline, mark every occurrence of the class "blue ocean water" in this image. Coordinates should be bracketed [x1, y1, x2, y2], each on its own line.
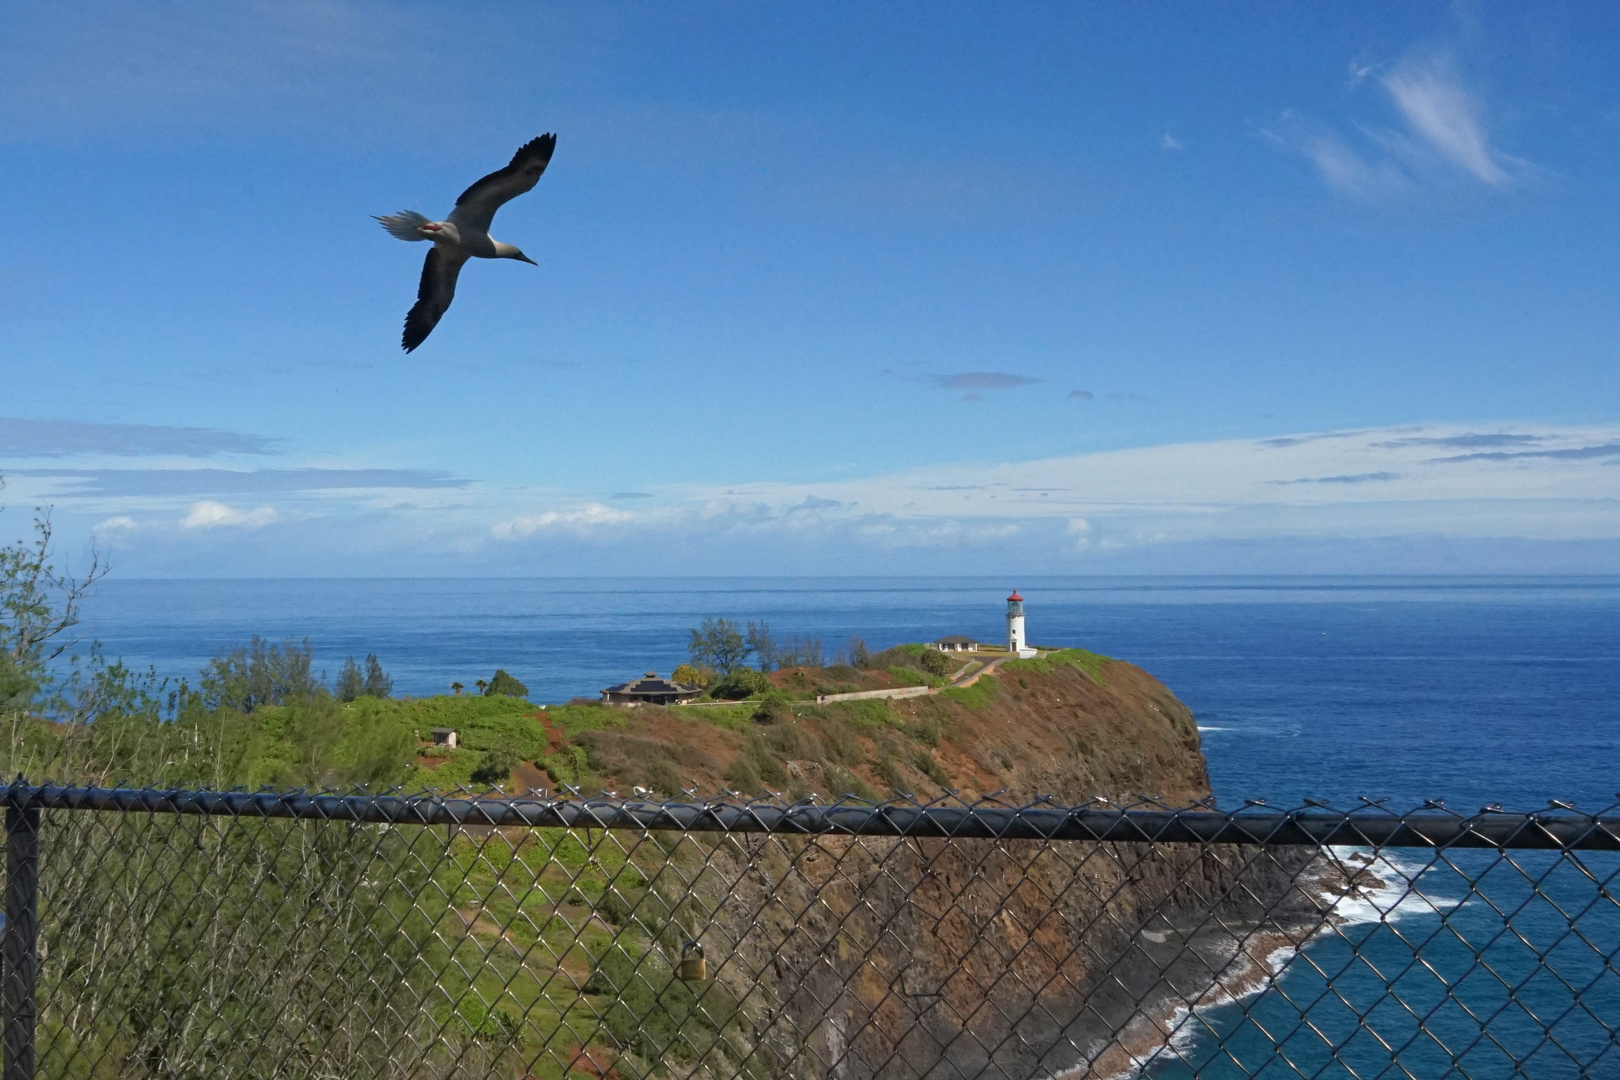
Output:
[69, 576, 1620, 1075]
[79, 575, 1620, 810]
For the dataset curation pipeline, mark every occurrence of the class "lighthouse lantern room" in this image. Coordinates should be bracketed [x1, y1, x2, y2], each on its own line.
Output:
[1006, 591, 1036, 658]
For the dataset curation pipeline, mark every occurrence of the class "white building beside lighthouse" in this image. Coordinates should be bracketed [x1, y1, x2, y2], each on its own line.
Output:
[1006, 590, 1036, 658]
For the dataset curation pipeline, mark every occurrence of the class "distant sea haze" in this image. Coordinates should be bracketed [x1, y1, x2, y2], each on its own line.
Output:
[77, 575, 1620, 811]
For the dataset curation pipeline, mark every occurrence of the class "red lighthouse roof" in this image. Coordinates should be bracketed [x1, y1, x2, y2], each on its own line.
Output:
[1008, 590, 1023, 602]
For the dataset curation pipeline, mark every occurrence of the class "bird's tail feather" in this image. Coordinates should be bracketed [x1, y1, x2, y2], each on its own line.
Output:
[374, 210, 432, 241]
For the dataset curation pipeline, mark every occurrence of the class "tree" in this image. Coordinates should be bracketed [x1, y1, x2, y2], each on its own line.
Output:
[688, 617, 749, 674]
[920, 648, 953, 677]
[362, 654, 392, 699]
[200, 637, 320, 713]
[671, 664, 710, 688]
[775, 634, 823, 669]
[746, 621, 777, 671]
[335, 657, 365, 703]
[1, 509, 106, 717]
[470, 738, 520, 786]
[450, 681, 464, 696]
[848, 637, 870, 668]
[475, 679, 488, 694]
[485, 669, 528, 698]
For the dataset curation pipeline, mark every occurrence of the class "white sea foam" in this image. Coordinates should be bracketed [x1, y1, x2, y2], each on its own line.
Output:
[1318, 847, 1463, 928]
[1081, 848, 1466, 1080]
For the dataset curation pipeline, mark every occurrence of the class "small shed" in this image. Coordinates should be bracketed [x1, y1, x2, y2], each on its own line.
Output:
[930, 635, 980, 652]
[430, 728, 459, 749]
[601, 672, 703, 706]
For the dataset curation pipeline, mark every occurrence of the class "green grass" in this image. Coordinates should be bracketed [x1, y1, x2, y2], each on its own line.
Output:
[1001, 648, 1110, 685]
[937, 675, 1000, 709]
[824, 698, 899, 729]
[887, 667, 948, 689]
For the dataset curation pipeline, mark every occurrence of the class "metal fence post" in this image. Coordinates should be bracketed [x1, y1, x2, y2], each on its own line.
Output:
[2, 794, 38, 1080]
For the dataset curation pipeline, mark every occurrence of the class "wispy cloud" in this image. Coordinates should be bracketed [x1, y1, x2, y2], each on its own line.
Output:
[1068, 389, 1094, 400]
[1382, 54, 1508, 185]
[492, 503, 634, 538]
[1268, 50, 1531, 201]
[1160, 132, 1182, 151]
[0, 416, 278, 458]
[924, 371, 1045, 402]
[653, 423, 1620, 550]
[0, 0, 437, 139]
[1272, 472, 1401, 485]
[608, 492, 653, 500]
[1374, 433, 1543, 449]
[927, 372, 1044, 391]
[11, 467, 468, 497]
[1434, 443, 1620, 463]
[181, 501, 277, 529]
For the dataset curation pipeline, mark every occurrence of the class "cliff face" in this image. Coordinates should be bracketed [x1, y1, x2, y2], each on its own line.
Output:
[567, 656, 1315, 1079]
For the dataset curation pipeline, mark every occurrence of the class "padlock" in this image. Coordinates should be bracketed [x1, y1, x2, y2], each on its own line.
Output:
[678, 941, 707, 982]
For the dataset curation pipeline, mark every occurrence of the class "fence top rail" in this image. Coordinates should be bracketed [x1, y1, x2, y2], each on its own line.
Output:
[6, 783, 1619, 850]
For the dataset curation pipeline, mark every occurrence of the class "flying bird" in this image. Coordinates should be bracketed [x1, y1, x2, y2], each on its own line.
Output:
[375, 133, 556, 351]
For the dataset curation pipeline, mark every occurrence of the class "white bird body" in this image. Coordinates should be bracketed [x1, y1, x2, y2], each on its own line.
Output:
[375, 134, 555, 351]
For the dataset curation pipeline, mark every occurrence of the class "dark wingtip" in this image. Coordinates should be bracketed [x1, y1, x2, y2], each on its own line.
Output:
[402, 319, 425, 352]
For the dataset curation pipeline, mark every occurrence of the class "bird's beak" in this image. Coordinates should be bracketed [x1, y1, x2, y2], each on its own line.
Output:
[518, 254, 538, 265]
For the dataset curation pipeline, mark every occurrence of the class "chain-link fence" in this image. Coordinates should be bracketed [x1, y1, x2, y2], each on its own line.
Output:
[0, 783, 1614, 1079]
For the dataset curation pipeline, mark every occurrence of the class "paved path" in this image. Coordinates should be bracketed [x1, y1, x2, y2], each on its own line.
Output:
[813, 654, 1015, 704]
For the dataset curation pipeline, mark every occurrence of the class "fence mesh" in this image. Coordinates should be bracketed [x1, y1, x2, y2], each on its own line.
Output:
[2, 786, 1616, 1079]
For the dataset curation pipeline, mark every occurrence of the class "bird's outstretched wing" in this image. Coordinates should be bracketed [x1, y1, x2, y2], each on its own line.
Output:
[402, 246, 469, 352]
[447, 134, 557, 234]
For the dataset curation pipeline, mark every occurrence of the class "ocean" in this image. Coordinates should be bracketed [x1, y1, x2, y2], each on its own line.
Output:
[73, 576, 1620, 1077]
[78, 575, 1620, 810]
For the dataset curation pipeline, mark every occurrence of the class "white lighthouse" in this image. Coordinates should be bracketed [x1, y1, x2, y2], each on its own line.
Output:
[1006, 590, 1035, 658]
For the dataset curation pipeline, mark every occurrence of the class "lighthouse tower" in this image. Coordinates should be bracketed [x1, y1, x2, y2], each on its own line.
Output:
[1006, 590, 1035, 658]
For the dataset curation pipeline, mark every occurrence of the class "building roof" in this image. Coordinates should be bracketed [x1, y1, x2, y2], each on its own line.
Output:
[430, 727, 457, 735]
[934, 634, 979, 645]
[601, 673, 700, 697]
[1008, 590, 1023, 602]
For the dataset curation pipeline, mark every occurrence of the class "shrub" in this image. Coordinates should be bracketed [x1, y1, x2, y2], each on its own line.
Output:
[470, 740, 520, 786]
[671, 663, 710, 688]
[919, 648, 953, 677]
[753, 693, 793, 724]
[484, 669, 528, 698]
[905, 716, 942, 747]
[914, 750, 950, 786]
[724, 757, 761, 793]
[710, 668, 770, 700]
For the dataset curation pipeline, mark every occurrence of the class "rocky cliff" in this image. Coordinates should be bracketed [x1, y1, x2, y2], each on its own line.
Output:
[562, 652, 1324, 1079]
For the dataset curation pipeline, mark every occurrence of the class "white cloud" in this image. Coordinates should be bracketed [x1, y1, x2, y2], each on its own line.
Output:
[491, 502, 634, 539]
[1274, 50, 1529, 201]
[181, 500, 277, 529]
[1381, 53, 1508, 185]
[674, 424, 1620, 545]
[91, 515, 136, 533]
[1160, 132, 1183, 151]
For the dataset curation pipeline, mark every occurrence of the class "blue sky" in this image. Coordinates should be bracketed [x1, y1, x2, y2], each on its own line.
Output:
[4, 1, 1620, 575]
